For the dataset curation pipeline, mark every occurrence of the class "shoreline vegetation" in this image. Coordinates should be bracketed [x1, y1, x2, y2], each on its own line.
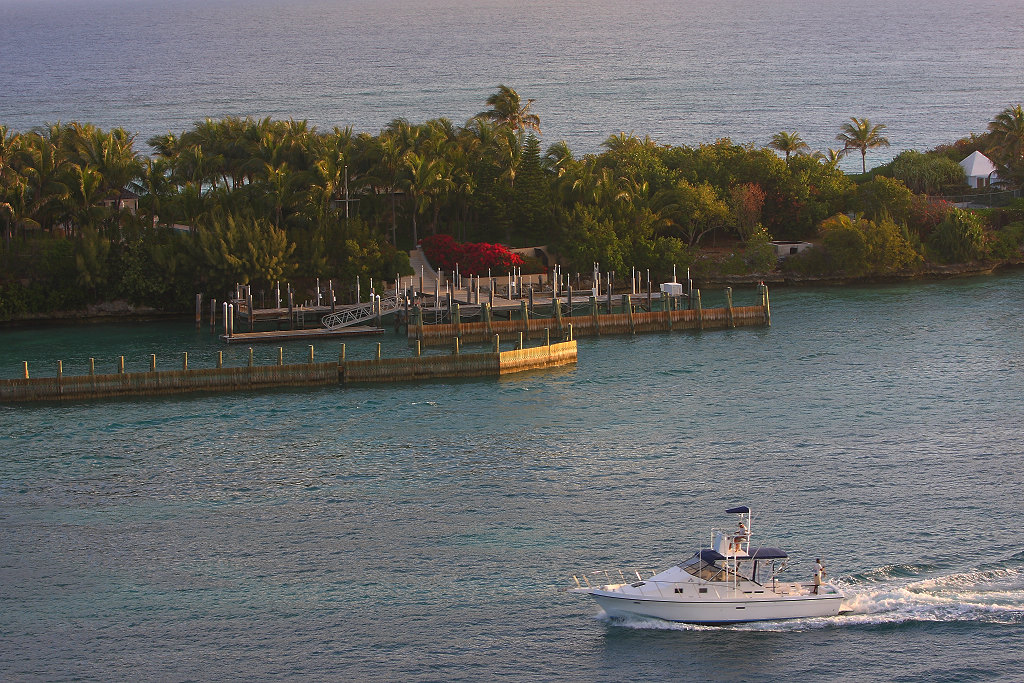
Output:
[2, 87, 1023, 325]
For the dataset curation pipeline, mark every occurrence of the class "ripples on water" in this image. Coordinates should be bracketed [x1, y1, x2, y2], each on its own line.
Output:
[2, 275, 1023, 680]
[1, 0, 1023, 167]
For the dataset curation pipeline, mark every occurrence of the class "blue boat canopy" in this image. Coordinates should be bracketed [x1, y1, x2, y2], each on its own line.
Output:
[725, 506, 750, 514]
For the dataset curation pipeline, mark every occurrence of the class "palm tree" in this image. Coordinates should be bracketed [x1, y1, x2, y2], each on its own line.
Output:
[987, 104, 1024, 184]
[769, 131, 809, 163]
[836, 117, 890, 173]
[478, 85, 541, 137]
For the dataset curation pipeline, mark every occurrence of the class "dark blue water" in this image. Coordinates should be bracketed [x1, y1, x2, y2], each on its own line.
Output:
[1, 0, 1023, 169]
[2, 277, 1023, 680]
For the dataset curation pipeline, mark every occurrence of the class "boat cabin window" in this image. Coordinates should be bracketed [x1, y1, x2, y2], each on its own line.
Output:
[680, 556, 741, 583]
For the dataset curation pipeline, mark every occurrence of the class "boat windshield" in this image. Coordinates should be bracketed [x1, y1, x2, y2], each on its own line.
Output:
[680, 556, 744, 583]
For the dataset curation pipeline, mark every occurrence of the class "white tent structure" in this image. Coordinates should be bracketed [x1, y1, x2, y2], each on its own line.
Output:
[960, 151, 999, 188]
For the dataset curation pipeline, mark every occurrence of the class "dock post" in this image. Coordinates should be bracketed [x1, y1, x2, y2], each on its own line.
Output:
[89, 358, 95, 375]
[376, 343, 381, 360]
[667, 292, 674, 331]
[340, 344, 346, 362]
[22, 361, 28, 379]
[545, 327, 550, 347]
[453, 337, 460, 355]
[726, 287, 735, 327]
[624, 294, 634, 334]
[567, 284, 573, 317]
[553, 294, 563, 336]
[518, 332, 524, 350]
[275, 280, 281, 309]
[118, 356, 125, 374]
[223, 302, 229, 336]
[218, 351, 224, 368]
[150, 354, 156, 372]
[647, 271, 652, 311]
[210, 298, 217, 331]
[483, 303, 493, 336]
[247, 348, 252, 367]
[57, 360, 62, 378]
[182, 352, 188, 371]
[310, 345, 315, 364]
[488, 282, 494, 307]
[696, 289, 703, 331]
[416, 340, 421, 357]
[520, 301, 530, 340]
[287, 289, 294, 330]
[195, 293, 202, 329]
[529, 286, 535, 315]
[494, 334, 500, 352]
[329, 279, 336, 314]
[247, 288, 255, 332]
[763, 284, 771, 326]
[453, 303, 461, 338]
[606, 273, 613, 313]
[590, 296, 599, 336]
[228, 304, 235, 337]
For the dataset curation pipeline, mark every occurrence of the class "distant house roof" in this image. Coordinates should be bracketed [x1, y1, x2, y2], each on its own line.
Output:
[960, 151, 998, 178]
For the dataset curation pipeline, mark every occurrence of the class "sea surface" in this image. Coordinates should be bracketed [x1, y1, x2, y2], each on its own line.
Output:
[2, 275, 1023, 681]
[1, 0, 1023, 170]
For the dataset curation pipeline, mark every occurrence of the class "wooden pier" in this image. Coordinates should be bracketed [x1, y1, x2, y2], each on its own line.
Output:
[222, 326, 384, 344]
[0, 340, 578, 403]
[410, 285, 771, 347]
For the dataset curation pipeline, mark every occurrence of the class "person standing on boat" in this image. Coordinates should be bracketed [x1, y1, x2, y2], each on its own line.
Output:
[813, 558, 826, 593]
[731, 521, 748, 553]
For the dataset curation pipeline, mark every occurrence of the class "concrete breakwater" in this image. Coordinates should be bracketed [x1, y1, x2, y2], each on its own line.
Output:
[0, 341, 578, 402]
[411, 286, 770, 347]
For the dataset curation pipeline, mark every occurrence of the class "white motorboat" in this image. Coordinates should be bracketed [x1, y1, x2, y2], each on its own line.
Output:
[570, 506, 844, 624]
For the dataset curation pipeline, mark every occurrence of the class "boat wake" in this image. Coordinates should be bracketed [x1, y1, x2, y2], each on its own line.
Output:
[600, 556, 1024, 632]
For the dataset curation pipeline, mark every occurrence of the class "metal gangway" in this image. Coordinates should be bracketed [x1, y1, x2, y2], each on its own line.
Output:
[321, 294, 403, 330]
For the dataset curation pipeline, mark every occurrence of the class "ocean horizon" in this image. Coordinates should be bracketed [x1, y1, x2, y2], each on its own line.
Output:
[1, 0, 1023, 171]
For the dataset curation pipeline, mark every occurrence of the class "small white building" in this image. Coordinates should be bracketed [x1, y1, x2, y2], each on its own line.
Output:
[960, 151, 999, 188]
[770, 240, 813, 259]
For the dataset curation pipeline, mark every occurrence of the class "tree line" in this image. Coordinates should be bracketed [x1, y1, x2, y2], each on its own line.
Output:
[1, 87, 1023, 318]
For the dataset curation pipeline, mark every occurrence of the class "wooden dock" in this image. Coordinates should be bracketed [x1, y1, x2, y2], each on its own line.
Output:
[0, 340, 578, 402]
[410, 285, 770, 347]
[222, 326, 384, 344]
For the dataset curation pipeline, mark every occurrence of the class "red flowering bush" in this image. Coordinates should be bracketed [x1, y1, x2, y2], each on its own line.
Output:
[421, 235, 524, 275]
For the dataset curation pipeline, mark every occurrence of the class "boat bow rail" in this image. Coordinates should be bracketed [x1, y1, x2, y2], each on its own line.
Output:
[571, 568, 659, 590]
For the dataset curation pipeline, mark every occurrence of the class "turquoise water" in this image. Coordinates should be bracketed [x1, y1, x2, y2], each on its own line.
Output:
[2, 276, 1023, 680]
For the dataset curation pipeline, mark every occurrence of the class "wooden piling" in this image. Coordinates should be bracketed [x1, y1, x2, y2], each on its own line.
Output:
[696, 289, 703, 331]
[150, 354, 156, 372]
[726, 287, 735, 328]
[195, 293, 202, 329]
[219, 351, 224, 368]
[182, 352, 188, 371]
[118, 356, 125, 374]
[310, 345, 315, 363]
[287, 289, 294, 330]
[591, 296, 600, 335]
[553, 295, 563, 335]
[624, 294, 634, 334]
[453, 303, 461, 338]
[89, 358, 95, 375]
[23, 361, 28, 379]
[763, 284, 771, 326]
[247, 288, 255, 332]
[520, 301, 530, 340]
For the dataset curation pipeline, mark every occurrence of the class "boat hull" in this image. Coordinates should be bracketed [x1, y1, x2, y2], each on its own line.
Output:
[590, 591, 844, 624]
